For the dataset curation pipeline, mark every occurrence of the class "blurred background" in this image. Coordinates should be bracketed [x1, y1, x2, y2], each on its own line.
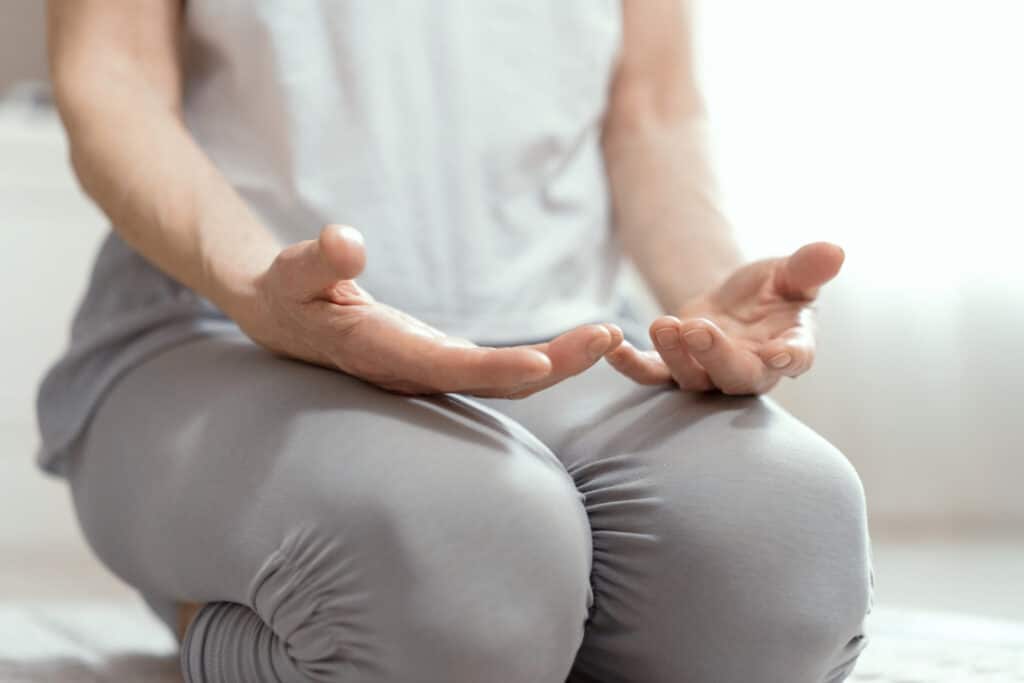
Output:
[1, 0, 1022, 679]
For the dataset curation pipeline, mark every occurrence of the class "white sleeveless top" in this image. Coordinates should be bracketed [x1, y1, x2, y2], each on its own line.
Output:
[187, 0, 624, 340]
[36, 1, 625, 472]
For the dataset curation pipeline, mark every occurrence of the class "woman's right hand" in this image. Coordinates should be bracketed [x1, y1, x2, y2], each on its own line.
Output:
[238, 225, 623, 398]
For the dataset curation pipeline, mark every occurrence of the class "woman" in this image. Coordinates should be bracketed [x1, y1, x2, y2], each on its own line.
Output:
[39, 1, 871, 681]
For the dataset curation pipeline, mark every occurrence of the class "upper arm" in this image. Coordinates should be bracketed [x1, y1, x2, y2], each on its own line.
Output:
[47, 0, 185, 116]
[606, 0, 705, 129]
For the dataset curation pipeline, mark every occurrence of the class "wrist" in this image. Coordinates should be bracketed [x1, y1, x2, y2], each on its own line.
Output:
[202, 240, 279, 334]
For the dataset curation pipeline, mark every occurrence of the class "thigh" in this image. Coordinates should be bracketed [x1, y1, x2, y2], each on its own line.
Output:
[68, 329, 584, 624]
[480, 362, 872, 682]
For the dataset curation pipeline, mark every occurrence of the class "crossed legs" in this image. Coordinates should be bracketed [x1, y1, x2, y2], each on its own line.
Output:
[69, 331, 870, 682]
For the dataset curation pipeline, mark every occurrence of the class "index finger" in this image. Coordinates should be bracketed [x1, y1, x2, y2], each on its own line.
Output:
[505, 324, 623, 397]
[420, 324, 622, 398]
[423, 342, 553, 394]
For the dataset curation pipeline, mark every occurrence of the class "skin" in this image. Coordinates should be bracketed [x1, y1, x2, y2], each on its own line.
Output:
[608, 241, 844, 395]
[47, 0, 841, 643]
[601, 0, 843, 395]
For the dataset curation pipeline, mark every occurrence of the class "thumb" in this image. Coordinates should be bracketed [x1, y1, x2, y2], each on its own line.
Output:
[774, 241, 844, 300]
[275, 224, 367, 298]
[316, 224, 367, 281]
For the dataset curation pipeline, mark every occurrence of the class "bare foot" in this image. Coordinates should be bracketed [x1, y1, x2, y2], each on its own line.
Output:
[177, 602, 204, 641]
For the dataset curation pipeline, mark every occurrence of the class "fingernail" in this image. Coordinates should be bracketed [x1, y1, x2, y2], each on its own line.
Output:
[587, 334, 611, 360]
[603, 323, 623, 344]
[655, 328, 680, 350]
[769, 352, 792, 369]
[682, 328, 713, 351]
[338, 225, 364, 245]
[522, 350, 552, 380]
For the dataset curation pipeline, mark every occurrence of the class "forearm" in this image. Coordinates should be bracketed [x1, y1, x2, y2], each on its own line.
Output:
[50, 27, 276, 327]
[604, 114, 743, 312]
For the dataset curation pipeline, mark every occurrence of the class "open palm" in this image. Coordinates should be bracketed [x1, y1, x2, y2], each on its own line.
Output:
[608, 242, 845, 394]
[250, 225, 623, 400]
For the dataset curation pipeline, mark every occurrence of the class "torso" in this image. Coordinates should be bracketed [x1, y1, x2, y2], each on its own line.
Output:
[36, 0, 626, 470]
[182, 0, 625, 342]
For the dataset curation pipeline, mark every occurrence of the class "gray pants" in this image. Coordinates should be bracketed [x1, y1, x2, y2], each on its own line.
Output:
[68, 330, 871, 683]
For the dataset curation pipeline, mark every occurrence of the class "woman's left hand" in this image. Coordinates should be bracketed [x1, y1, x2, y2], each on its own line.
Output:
[607, 242, 845, 395]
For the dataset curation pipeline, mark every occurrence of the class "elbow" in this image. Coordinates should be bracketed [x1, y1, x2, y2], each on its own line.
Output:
[50, 83, 121, 206]
[49, 76, 99, 194]
[65, 137, 96, 197]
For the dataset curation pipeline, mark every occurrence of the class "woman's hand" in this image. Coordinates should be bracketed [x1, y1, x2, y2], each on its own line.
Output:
[241, 225, 623, 398]
[607, 242, 844, 395]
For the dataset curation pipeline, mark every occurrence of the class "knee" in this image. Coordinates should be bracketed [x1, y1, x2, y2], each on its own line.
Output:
[408, 450, 593, 681]
[751, 430, 872, 636]
[259, 437, 591, 682]
[663, 416, 872, 680]
[737, 433, 872, 680]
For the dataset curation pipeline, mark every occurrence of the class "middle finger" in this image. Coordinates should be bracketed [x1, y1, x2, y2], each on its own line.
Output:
[676, 318, 768, 394]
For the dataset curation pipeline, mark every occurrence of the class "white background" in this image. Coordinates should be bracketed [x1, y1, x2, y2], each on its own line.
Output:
[699, 0, 1024, 531]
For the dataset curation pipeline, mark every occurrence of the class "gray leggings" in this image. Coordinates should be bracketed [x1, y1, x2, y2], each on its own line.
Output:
[68, 330, 871, 683]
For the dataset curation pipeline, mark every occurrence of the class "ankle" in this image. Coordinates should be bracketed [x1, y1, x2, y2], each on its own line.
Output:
[178, 602, 204, 641]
